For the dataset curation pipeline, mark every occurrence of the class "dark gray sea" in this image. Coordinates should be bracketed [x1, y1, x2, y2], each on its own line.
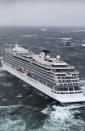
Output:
[0, 26, 85, 131]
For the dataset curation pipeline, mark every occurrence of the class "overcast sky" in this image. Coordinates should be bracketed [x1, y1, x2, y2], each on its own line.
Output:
[0, 0, 85, 26]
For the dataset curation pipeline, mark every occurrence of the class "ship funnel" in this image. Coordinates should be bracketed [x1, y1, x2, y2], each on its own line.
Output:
[46, 55, 50, 59]
[41, 50, 50, 58]
[56, 55, 60, 61]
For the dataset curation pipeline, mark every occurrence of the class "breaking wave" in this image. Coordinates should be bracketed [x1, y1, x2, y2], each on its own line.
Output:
[0, 105, 25, 131]
[41, 104, 85, 131]
[57, 37, 72, 41]
[20, 34, 37, 38]
[0, 118, 25, 131]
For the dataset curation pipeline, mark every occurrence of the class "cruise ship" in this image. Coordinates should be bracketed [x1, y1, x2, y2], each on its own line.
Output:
[1, 44, 85, 104]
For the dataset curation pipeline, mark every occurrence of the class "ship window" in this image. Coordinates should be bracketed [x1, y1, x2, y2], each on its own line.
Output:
[62, 80, 64, 83]
[69, 88, 73, 91]
[70, 83, 72, 85]
[58, 88, 68, 91]
[74, 86, 81, 90]
[52, 65, 67, 67]
[74, 87, 78, 90]
[57, 74, 65, 76]
[74, 76, 76, 79]
[28, 57, 33, 59]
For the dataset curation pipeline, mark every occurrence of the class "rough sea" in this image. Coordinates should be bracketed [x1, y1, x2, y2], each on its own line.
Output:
[0, 26, 85, 131]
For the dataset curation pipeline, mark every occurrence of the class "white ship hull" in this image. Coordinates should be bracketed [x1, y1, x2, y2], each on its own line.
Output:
[2, 62, 85, 104]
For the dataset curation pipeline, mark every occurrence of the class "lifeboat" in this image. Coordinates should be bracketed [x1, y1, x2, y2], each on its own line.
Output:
[23, 69, 27, 73]
[27, 70, 32, 77]
[18, 67, 22, 72]
[18, 67, 32, 77]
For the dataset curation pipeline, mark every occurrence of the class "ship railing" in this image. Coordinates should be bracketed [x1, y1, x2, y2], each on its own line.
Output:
[51, 89, 82, 94]
[55, 71, 79, 74]
[59, 81, 80, 84]
[58, 79, 80, 82]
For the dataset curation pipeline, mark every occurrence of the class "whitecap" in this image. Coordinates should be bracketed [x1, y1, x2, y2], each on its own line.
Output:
[2, 98, 7, 101]
[57, 37, 72, 41]
[20, 34, 37, 38]
[0, 118, 25, 131]
[82, 44, 85, 47]
[16, 94, 23, 98]
[41, 104, 85, 131]
[69, 29, 85, 32]
[2, 82, 13, 87]
[0, 104, 22, 110]
[40, 29, 47, 32]
[27, 95, 33, 98]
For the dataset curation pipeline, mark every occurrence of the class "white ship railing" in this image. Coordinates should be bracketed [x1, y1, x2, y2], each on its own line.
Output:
[52, 90, 82, 94]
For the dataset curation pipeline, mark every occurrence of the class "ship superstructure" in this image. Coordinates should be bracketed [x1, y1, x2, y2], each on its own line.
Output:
[1, 44, 85, 104]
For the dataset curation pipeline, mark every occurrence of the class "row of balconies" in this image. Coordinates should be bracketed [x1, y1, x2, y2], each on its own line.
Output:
[52, 90, 82, 94]
[58, 76, 79, 79]
[58, 79, 79, 83]
[59, 82, 79, 86]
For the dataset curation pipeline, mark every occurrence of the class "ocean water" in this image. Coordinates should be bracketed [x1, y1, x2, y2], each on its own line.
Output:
[0, 26, 85, 131]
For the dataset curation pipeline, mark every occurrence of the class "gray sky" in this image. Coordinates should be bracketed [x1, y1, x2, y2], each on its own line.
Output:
[0, 0, 85, 26]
